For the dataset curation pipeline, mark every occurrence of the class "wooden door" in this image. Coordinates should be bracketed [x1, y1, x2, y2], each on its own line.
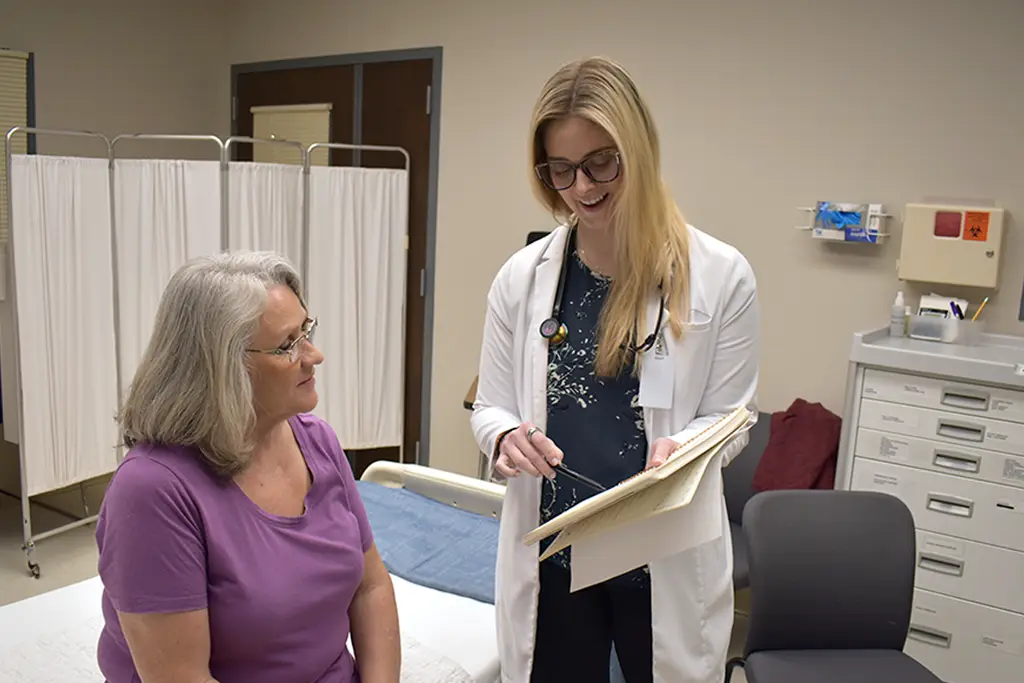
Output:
[359, 59, 432, 475]
[235, 66, 356, 166]
[232, 58, 432, 477]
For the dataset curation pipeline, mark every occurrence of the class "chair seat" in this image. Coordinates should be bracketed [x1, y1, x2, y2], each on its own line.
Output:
[745, 649, 943, 683]
[731, 522, 749, 590]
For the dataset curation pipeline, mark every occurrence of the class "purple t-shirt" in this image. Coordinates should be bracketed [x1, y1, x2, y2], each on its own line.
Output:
[95, 413, 373, 683]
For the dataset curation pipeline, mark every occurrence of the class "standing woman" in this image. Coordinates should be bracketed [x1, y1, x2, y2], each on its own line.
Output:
[470, 57, 760, 683]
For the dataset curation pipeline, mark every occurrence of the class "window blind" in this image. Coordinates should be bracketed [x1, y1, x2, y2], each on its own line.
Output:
[251, 103, 332, 166]
[0, 49, 29, 247]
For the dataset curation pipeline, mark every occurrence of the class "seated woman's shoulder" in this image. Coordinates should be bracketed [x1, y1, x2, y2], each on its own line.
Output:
[101, 444, 206, 521]
[111, 443, 219, 499]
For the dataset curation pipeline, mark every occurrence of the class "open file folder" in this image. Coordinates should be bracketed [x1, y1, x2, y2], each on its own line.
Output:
[523, 405, 755, 590]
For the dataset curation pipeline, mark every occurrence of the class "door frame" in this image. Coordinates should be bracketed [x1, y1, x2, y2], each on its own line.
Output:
[230, 46, 443, 466]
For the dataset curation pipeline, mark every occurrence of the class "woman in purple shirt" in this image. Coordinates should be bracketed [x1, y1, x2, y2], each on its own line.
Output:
[95, 251, 400, 683]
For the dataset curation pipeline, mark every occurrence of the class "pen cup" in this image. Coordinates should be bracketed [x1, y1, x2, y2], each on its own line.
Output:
[907, 315, 985, 345]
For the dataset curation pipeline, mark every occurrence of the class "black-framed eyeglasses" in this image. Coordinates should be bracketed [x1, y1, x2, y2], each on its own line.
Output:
[535, 149, 621, 191]
[247, 317, 318, 364]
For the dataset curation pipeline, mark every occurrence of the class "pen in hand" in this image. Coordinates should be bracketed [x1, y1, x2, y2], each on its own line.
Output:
[554, 463, 606, 492]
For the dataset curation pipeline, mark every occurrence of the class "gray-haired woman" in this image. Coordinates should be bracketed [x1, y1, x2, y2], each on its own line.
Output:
[95, 251, 400, 683]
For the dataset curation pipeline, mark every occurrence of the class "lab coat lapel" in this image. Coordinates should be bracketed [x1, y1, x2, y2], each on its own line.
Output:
[526, 227, 567, 430]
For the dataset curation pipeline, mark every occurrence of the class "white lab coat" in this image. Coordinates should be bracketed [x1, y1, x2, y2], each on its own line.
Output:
[471, 223, 760, 683]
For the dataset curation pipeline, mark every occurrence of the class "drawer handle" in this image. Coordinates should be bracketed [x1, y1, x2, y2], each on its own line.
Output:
[932, 450, 981, 474]
[926, 493, 975, 518]
[941, 387, 990, 411]
[936, 419, 985, 443]
[918, 552, 965, 577]
[908, 624, 953, 649]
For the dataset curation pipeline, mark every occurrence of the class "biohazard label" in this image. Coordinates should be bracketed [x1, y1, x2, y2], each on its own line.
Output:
[963, 211, 990, 241]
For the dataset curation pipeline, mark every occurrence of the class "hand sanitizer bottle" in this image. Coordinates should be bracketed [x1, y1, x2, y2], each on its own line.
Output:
[890, 291, 906, 337]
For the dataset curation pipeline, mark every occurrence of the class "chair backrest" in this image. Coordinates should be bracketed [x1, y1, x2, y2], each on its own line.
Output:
[742, 489, 916, 655]
[722, 411, 771, 524]
[526, 230, 551, 246]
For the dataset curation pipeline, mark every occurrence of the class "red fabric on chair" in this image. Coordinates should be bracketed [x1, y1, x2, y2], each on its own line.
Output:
[752, 399, 842, 492]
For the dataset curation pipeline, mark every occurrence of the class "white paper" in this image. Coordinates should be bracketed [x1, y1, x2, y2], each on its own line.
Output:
[523, 406, 752, 547]
[568, 454, 725, 592]
[540, 442, 723, 560]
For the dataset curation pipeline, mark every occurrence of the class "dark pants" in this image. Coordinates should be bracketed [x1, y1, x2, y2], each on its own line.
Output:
[530, 560, 654, 683]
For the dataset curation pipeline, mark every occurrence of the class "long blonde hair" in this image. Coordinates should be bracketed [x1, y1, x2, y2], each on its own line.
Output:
[529, 56, 691, 377]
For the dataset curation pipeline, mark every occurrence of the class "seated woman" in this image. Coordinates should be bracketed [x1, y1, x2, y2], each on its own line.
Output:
[95, 251, 400, 683]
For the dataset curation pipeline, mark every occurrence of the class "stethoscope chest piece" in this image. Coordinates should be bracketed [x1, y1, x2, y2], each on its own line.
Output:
[539, 317, 568, 346]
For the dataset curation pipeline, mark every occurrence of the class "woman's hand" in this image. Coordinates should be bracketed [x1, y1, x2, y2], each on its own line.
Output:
[645, 437, 682, 471]
[494, 424, 564, 479]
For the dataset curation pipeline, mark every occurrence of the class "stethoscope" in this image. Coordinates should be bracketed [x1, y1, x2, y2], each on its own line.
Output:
[539, 227, 666, 355]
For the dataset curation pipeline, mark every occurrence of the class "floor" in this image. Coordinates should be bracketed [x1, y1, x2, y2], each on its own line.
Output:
[0, 493, 751, 682]
[0, 493, 99, 606]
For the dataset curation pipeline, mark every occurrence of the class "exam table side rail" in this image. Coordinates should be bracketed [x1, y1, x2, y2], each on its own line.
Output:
[360, 461, 505, 520]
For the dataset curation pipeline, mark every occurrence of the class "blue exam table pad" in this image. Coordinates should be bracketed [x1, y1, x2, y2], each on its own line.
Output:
[355, 480, 499, 604]
[356, 480, 629, 683]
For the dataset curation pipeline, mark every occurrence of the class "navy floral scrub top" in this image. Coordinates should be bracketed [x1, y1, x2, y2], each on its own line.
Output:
[540, 238, 651, 588]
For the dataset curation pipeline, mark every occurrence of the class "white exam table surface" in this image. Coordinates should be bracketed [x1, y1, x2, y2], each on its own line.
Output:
[0, 573, 498, 683]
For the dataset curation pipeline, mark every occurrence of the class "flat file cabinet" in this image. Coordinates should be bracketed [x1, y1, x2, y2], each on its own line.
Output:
[836, 327, 1024, 683]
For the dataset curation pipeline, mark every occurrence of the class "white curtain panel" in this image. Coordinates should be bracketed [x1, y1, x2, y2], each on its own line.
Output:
[113, 159, 222, 393]
[226, 161, 304, 273]
[8, 154, 120, 496]
[306, 166, 408, 450]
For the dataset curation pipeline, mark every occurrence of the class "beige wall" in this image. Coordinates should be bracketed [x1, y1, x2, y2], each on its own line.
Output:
[0, 0, 228, 158]
[2, 0, 1023, 490]
[227, 0, 1024, 476]
[0, 0, 228, 510]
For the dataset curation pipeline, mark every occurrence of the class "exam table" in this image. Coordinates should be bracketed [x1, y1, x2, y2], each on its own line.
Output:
[0, 461, 507, 683]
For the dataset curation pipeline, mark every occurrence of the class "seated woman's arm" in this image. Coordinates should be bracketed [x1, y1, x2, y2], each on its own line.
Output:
[97, 457, 215, 683]
[118, 610, 218, 683]
[349, 543, 400, 683]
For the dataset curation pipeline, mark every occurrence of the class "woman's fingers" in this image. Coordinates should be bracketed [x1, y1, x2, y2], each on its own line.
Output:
[493, 453, 519, 478]
[529, 430, 564, 467]
[496, 423, 566, 479]
[505, 441, 548, 478]
[503, 425, 556, 479]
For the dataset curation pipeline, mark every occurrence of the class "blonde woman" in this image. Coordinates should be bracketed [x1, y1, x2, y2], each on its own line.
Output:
[471, 58, 760, 683]
[95, 252, 400, 683]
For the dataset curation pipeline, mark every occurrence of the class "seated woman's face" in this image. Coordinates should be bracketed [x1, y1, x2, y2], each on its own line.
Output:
[248, 284, 324, 422]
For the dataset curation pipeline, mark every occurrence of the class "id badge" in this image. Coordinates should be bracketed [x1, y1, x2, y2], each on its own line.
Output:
[638, 332, 674, 409]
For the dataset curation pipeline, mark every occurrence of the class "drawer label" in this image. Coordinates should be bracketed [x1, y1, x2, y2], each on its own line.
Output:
[880, 436, 910, 462]
[980, 635, 1024, 656]
[991, 398, 1017, 413]
[879, 412, 912, 426]
[1003, 457, 1024, 484]
[921, 534, 965, 558]
[871, 473, 901, 491]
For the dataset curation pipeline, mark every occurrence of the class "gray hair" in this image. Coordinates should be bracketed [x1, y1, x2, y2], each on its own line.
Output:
[118, 250, 304, 477]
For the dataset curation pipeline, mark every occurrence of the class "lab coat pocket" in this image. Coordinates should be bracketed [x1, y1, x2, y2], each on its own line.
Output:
[683, 308, 714, 333]
[639, 310, 716, 410]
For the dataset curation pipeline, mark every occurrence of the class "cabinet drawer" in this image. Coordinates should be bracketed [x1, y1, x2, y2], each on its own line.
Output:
[854, 427, 1024, 491]
[915, 530, 1024, 614]
[905, 588, 1024, 683]
[851, 459, 1024, 553]
[863, 368, 1024, 425]
[858, 398, 1024, 456]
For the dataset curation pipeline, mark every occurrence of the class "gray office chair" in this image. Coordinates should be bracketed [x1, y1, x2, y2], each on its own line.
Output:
[722, 411, 770, 590]
[724, 490, 944, 683]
